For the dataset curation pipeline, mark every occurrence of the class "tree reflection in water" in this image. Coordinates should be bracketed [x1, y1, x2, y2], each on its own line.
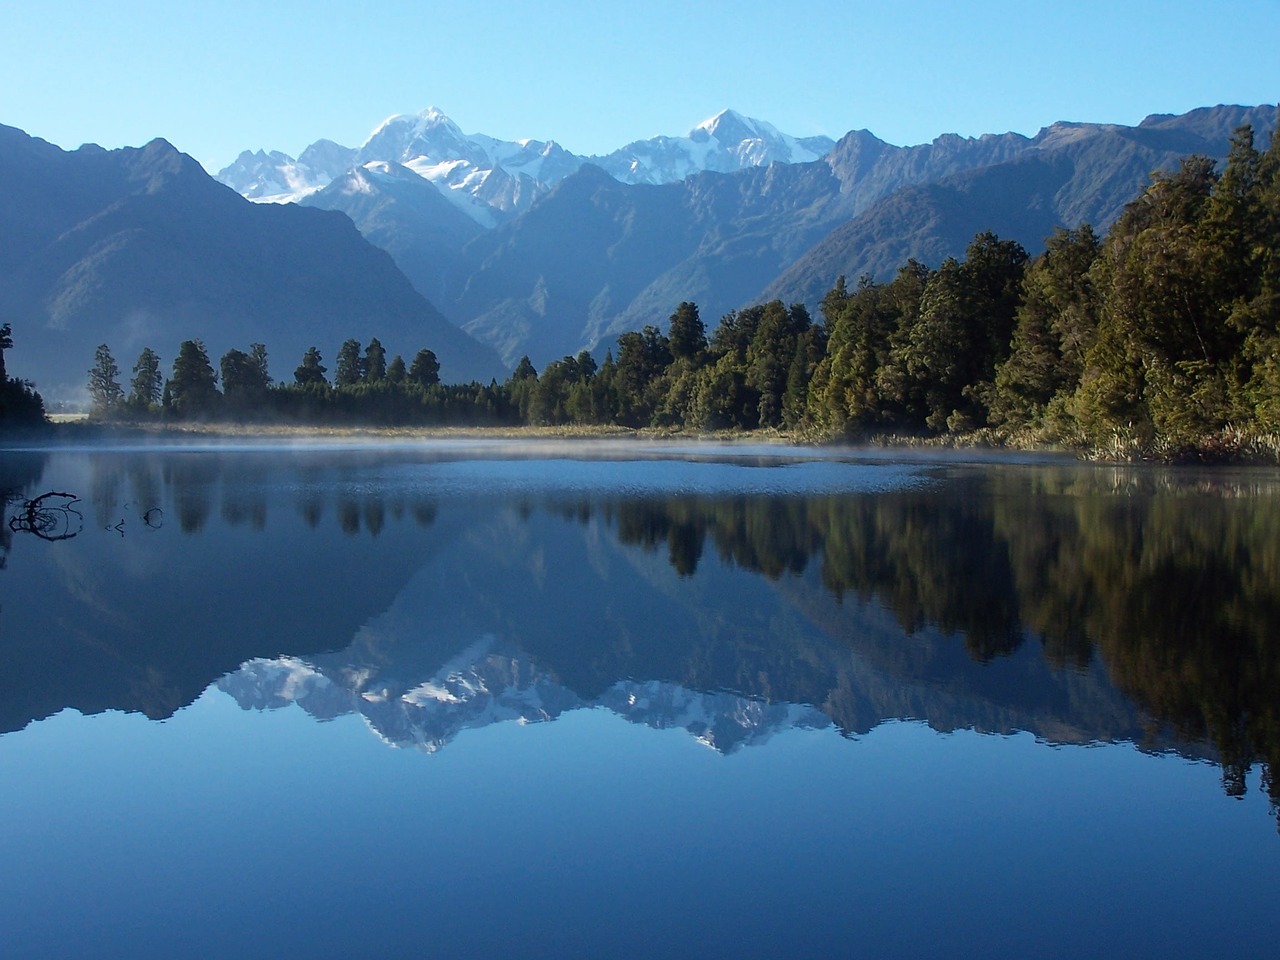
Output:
[3, 449, 1278, 828]
[595, 468, 1280, 819]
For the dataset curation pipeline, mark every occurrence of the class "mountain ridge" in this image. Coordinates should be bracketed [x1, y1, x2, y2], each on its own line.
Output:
[215, 106, 837, 222]
[7, 103, 1275, 391]
[763, 103, 1278, 307]
[444, 103, 1276, 365]
[0, 125, 505, 397]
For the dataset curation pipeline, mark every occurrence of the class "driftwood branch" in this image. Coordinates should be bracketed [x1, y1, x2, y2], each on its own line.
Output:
[7, 491, 84, 541]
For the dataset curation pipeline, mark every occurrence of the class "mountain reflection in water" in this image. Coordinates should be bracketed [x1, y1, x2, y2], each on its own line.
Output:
[3, 444, 1279, 826]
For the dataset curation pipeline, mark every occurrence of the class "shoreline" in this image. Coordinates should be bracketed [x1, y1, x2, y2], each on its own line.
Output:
[4, 418, 1278, 466]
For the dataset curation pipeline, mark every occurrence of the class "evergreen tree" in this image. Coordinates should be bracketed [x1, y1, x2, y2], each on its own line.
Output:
[408, 348, 441, 386]
[614, 325, 672, 425]
[334, 338, 363, 386]
[250, 343, 271, 386]
[668, 301, 707, 361]
[990, 226, 1100, 430]
[221, 346, 271, 410]
[807, 274, 901, 433]
[877, 235, 1026, 432]
[387, 355, 407, 383]
[363, 337, 387, 382]
[0, 322, 10, 383]
[872, 259, 932, 426]
[506, 356, 538, 422]
[0, 324, 46, 427]
[129, 347, 163, 410]
[745, 301, 811, 427]
[169, 339, 219, 417]
[1074, 154, 1229, 445]
[87, 343, 124, 416]
[295, 346, 327, 385]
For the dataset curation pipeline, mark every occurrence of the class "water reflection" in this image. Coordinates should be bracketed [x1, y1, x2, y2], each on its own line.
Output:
[596, 473, 1280, 812]
[2, 447, 1279, 828]
[220, 640, 832, 755]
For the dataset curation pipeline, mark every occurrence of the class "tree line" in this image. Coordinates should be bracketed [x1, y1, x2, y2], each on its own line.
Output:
[87, 336, 513, 426]
[77, 123, 1280, 457]
[0, 323, 47, 428]
[516, 123, 1279, 459]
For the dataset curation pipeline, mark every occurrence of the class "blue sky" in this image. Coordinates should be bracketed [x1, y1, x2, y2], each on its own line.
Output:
[2, 0, 1276, 173]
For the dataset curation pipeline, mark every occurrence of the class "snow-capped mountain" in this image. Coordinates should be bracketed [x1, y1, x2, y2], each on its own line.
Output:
[213, 107, 836, 224]
[218, 637, 831, 755]
[217, 138, 356, 201]
[596, 109, 836, 185]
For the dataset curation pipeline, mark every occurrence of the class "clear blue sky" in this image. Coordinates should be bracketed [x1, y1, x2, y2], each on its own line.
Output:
[2, 0, 1276, 174]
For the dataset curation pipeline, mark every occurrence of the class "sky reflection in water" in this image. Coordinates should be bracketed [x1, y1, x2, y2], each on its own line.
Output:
[0, 441, 1276, 959]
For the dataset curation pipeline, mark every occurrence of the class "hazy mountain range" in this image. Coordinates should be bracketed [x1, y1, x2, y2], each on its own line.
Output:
[217, 107, 837, 224]
[1, 103, 1274, 397]
[0, 123, 505, 397]
[223, 104, 1277, 368]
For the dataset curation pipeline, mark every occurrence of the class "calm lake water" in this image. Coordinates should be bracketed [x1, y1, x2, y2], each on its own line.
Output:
[1, 439, 1277, 959]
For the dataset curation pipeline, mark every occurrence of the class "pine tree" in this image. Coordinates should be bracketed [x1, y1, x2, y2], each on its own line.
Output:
[87, 344, 124, 416]
[387, 355, 407, 383]
[408, 348, 440, 386]
[294, 347, 327, 385]
[169, 339, 219, 417]
[363, 337, 387, 382]
[0, 324, 46, 426]
[129, 347, 163, 410]
[668, 301, 706, 361]
[0, 323, 11, 383]
[334, 339, 363, 386]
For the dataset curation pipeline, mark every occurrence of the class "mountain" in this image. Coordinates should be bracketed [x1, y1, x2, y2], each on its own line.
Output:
[201, 104, 1278, 370]
[446, 104, 1277, 365]
[299, 160, 485, 307]
[0, 125, 505, 397]
[764, 104, 1280, 306]
[215, 107, 837, 224]
[595, 108, 835, 184]
[217, 138, 357, 201]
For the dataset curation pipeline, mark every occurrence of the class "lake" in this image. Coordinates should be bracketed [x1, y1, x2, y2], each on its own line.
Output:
[1, 438, 1277, 959]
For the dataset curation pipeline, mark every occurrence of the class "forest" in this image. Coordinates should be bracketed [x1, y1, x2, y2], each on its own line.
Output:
[13, 124, 1278, 461]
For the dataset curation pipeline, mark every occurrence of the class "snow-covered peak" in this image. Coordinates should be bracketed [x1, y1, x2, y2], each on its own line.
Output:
[595, 109, 836, 185]
[694, 108, 735, 134]
[218, 643, 830, 755]
[215, 107, 837, 217]
[215, 146, 342, 203]
[693, 108, 771, 142]
[420, 105, 454, 125]
[357, 107, 487, 168]
[367, 112, 411, 138]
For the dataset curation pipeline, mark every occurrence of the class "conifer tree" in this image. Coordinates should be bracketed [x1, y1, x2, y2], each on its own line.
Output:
[129, 347, 163, 409]
[87, 343, 124, 415]
[408, 348, 440, 386]
[295, 347, 327, 385]
[334, 339, 363, 385]
[169, 339, 219, 417]
[363, 337, 387, 382]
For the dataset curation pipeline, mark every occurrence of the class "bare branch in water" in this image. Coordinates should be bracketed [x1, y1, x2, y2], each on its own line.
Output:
[7, 491, 85, 541]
